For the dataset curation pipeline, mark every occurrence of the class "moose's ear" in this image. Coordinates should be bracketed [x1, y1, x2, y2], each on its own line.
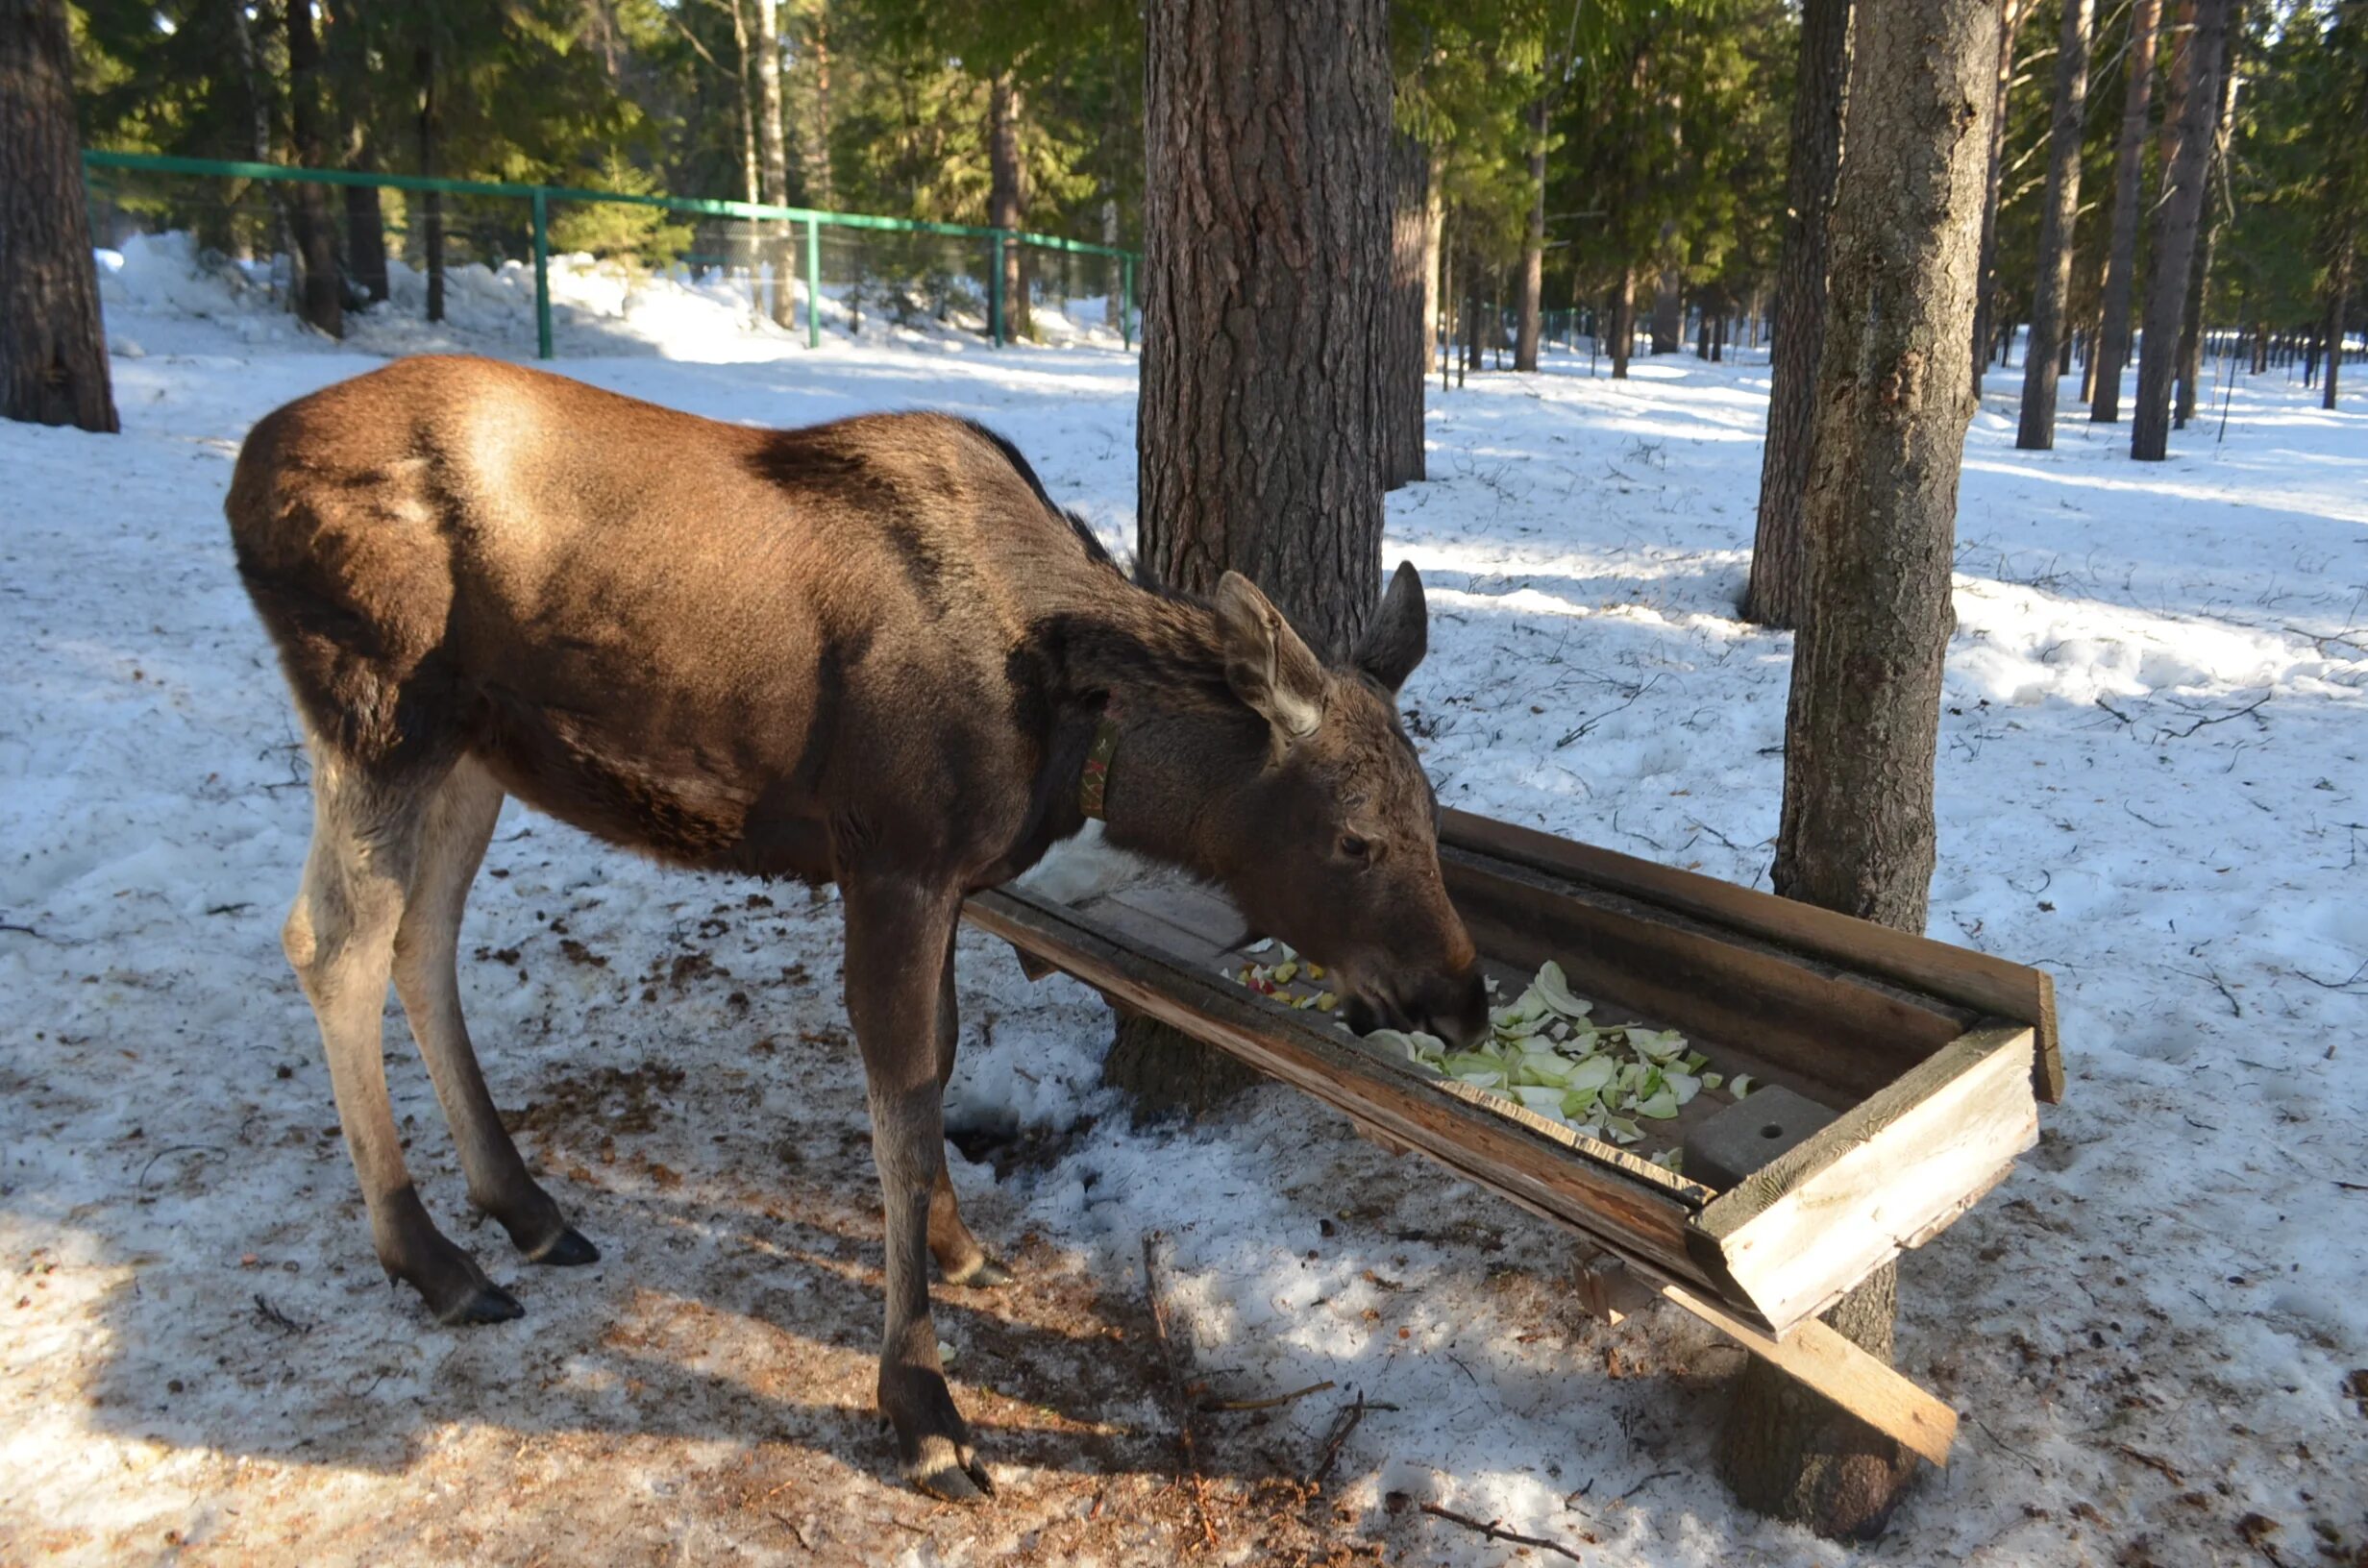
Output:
[1354, 561, 1428, 695]
[1212, 571, 1325, 740]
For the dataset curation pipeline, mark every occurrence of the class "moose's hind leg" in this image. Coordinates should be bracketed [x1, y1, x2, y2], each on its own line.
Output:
[287, 746, 522, 1326]
[392, 756, 597, 1267]
[927, 935, 1010, 1289]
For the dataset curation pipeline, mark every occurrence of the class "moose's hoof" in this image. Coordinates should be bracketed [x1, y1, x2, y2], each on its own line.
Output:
[944, 1255, 1014, 1289]
[530, 1227, 601, 1267]
[906, 1434, 997, 1502]
[436, 1280, 525, 1326]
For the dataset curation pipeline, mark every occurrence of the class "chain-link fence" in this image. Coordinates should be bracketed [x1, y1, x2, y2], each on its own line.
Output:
[83, 151, 1138, 361]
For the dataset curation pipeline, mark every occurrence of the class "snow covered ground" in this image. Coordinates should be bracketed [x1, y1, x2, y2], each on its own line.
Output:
[3, 256, 2363, 1566]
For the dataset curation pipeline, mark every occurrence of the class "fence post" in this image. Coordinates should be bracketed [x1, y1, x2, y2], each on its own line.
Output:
[1122, 255, 1134, 352]
[530, 188, 554, 360]
[804, 218, 822, 349]
[990, 233, 1007, 348]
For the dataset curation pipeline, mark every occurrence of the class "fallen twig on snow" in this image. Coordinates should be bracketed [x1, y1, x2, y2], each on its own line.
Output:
[1198, 1379, 1333, 1413]
[2156, 692, 2270, 741]
[1417, 1502, 1585, 1564]
[1141, 1232, 1218, 1553]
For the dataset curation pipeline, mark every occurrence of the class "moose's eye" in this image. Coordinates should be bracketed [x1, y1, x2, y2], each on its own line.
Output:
[1338, 834, 1372, 863]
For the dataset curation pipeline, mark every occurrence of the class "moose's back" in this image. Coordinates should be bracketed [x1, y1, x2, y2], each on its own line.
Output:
[227, 355, 1112, 884]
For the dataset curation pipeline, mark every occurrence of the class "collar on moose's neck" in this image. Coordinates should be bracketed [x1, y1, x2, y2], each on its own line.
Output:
[1078, 703, 1122, 821]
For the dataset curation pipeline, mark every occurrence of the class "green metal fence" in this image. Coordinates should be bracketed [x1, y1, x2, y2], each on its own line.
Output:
[82, 150, 1139, 360]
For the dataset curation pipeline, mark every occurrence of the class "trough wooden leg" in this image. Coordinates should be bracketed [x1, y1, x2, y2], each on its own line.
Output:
[1715, 1262, 1916, 1539]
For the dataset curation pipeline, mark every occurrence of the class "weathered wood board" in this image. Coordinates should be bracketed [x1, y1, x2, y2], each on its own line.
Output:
[966, 811, 2060, 1464]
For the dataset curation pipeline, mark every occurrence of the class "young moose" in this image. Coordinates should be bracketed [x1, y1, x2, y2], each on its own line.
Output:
[229, 355, 1487, 1500]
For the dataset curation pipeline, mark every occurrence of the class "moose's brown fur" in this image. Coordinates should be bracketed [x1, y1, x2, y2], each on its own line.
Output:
[228, 355, 1484, 1499]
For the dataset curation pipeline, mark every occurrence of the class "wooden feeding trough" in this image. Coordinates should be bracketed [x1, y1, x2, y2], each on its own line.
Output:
[964, 809, 2062, 1468]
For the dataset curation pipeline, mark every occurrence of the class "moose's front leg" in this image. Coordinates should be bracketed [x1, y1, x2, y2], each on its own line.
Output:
[841, 873, 995, 1502]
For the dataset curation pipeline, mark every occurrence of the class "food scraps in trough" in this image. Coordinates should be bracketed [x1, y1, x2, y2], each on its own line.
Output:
[1225, 955, 1755, 1172]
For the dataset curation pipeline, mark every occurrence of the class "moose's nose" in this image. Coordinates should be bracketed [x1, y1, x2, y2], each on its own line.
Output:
[1414, 964, 1491, 1049]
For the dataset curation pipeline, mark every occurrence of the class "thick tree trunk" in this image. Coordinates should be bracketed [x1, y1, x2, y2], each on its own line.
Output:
[1421, 152, 1443, 390]
[2016, 0, 2093, 449]
[284, 0, 343, 337]
[754, 0, 795, 329]
[416, 40, 444, 324]
[2090, 0, 2162, 421]
[1383, 132, 1431, 488]
[1968, 1, 2023, 400]
[1516, 98, 1546, 373]
[990, 73, 1030, 340]
[1745, 0, 1850, 630]
[2132, 0, 2230, 459]
[1728, 0, 2001, 1536]
[1125, 0, 1391, 1116]
[1, 0, 118, 431]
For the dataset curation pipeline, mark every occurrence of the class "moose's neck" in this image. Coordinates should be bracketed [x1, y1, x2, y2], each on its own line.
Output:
[1037, 589, 1266, 881]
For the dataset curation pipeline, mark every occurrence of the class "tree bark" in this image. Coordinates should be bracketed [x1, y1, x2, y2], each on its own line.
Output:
[330, 0, 386, 306]
[1, 0, 118, 431]
[1968, 0, 2023, 400]
[1125, 0, 1391, 1116]
[728, 0, 763, 309]
[2325, 232, 2355, 411]
[416, 38, 444, 324]
[2175, 4, 2240, 429]
[990, 73, 1030, 341]
[795, 0, 835, 209]
[1383, 131, 1431, 489]
[1745, 0, 1850, 630]
[2132, 0, 2230, 460]
[1516, 97, 1546, 373]
[1651, 228, 1682, 353]
[1611, 266, 1635, 378]
[1728, 0, 2002, 1534]
[2015, 0, 2093, 449]
[2090, 0, 2162, 421]
[1421, 151, 1443, 393]
[754, 0, 795, 329]
[284, 0, 343, 336]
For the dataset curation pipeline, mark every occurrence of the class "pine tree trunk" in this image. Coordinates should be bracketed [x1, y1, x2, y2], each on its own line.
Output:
[1611, 266, 1635, 378]
[1421, 152, 1443, 390]
[2132, 0, 2229, 459]
[1, 0, 119, 432]
[728, 0, 762, 309]
[2325, 233, 2355, 411]
[1125, 0, 1391, 1117]
[1726, 0, 2002, 1534]
[1968, 1, 2022, 400]
[416, 39, 444, 324]
[754, 0, 794, 329]
[1516, 98, 1546, 373]
[1383, 131, 1430, 489]
[2090, 0, 2162, 422]
[284, 0, 343, 336]
[226, 0, 296, 307]
[2016, 0, 2093, 449]
[792, 1, 835, 209]
[990, 73, 1029, 341]
[332, 7, 387, 306]
[2175, 6, 2239, 429]
[1745, 0, 1850, 630]
[1651, 232, 1682, 353]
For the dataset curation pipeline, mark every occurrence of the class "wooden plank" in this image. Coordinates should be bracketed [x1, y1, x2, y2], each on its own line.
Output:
[1655, 1283, 1959, 1467]
[1690, 1023, 2040, 1335]
[962, 886, 1762, 1316]
[1443, 811, 2063, 1102]
[1444, 847, 1974, 1106]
